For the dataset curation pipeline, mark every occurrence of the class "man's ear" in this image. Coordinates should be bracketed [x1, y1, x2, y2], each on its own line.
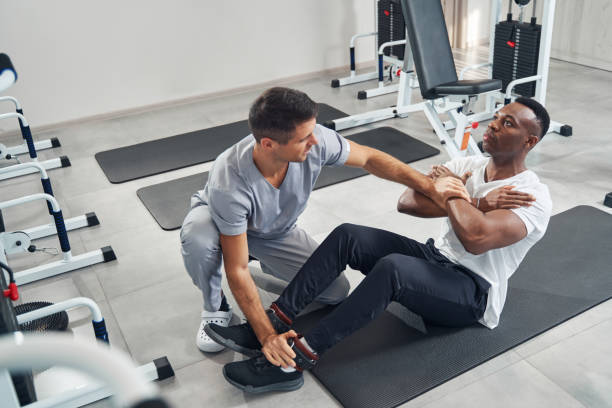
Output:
[259, 137, 276, 150]
[526, 133, 540, 149]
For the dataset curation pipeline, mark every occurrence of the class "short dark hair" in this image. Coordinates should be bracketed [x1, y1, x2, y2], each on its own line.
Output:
[514, 97, 550, 139]
[248, 87, 318, 144]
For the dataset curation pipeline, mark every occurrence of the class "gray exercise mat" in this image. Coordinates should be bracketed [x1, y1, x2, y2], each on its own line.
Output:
[137, 127, 439, 230]
[292, 205, 612, 408]
[95, 103, 348, 184]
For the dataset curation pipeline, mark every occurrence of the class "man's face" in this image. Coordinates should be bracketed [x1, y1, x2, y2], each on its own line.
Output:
[482, 103, 539, 156]
[275, 118, 318, 162]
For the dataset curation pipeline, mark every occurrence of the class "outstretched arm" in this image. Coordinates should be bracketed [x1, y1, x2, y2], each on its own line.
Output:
[344, 140, 441, 198]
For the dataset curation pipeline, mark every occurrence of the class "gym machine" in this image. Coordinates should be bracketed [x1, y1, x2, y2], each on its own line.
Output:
[331, 0, 418, 99]
[0, 333, 172, 408]
[0, 263, 175, 407]
[0, 53, 70, 181]
[454, 0, 572, 136]
[0, 187, 115, 285]
[0, 161, 99, 240]
[326, 0, 571, 160]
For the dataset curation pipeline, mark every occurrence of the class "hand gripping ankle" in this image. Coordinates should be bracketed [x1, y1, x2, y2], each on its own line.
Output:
[290, 336, 318, 372]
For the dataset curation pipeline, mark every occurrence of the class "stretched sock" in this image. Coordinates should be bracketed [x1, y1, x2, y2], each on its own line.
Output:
[301, 337, 317, 355]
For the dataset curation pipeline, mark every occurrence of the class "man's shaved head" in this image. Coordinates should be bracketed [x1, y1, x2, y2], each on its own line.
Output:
[513, 97, 550, 139]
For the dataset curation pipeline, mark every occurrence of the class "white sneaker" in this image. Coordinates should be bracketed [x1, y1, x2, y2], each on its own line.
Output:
[197, 309, 232, 352]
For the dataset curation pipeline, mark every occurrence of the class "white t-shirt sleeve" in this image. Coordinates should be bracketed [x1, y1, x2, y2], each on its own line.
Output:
[510, 184, 552, 235]
[207, 187, 251, 236]
[317, 125, 351, 167]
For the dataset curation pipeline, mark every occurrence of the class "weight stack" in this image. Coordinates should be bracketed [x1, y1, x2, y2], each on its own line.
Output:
[377, 0, 406, 60]
[492, 20, 541, 97]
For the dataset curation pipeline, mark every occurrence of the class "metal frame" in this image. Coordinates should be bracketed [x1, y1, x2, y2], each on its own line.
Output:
[0, 193, 115, 285]
[331, 0, 414, 99]
[0, 97, 68, 181]
[0, 162, 99, 240]
[0, 96, 61, 156]
[16, 297, 109, 342]
[0, 333, 170, 408]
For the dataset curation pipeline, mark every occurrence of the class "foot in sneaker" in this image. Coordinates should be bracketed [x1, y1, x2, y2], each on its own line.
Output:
[197, 308, 232, 352]
[222, 336, 318, 393]
[205, 303, 291, 356]
[223, 356, 303, 393]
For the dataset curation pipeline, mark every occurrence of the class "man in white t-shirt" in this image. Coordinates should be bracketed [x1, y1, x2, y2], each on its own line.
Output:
[208, 97, 553, 393]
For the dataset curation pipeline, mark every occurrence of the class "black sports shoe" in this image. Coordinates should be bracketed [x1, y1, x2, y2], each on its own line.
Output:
[223, 355, 304, 394]
[205, 305, 292, 357]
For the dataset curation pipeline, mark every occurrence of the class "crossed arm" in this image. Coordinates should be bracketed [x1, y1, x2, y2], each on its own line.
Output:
[397, 165, 532, 254]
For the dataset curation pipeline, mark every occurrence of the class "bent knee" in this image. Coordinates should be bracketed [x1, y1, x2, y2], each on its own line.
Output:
[180, 212, 220, 253]
[329, 223, 363, 239]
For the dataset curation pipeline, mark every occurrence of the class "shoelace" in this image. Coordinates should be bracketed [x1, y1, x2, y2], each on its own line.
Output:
[252, 356, 272, 371]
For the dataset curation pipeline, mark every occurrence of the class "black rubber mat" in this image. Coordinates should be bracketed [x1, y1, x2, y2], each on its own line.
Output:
[95, 104, 348, 184]
[137, 127, 439, 230]
[292, 206, 612, 408]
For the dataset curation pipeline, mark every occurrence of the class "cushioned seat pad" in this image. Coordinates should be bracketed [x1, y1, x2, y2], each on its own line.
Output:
[434, 79, 502, 96]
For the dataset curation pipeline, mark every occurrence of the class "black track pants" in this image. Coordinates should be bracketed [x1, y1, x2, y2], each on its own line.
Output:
[274, 223, 490, 355]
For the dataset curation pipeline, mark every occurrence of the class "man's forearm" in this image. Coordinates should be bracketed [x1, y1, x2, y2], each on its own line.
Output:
[398, 188, 447, 218]
[445, 198, 488, 254]
[226, 266, 276, 343]
[363, 148, 434, 196]
[398, 188, 482, 218]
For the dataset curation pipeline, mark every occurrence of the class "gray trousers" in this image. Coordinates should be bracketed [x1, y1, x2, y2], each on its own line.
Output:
[180, 204, 350, 312]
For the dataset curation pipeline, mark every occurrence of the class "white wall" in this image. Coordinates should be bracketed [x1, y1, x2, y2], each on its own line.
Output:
[551, 0, 612, 71]
[466, 0, 491, 47]
[0, 0, 375, 128]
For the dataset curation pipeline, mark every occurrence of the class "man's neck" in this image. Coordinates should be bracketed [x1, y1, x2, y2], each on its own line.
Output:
[485, 155, 528, 182]
[252, 143, 289, 188]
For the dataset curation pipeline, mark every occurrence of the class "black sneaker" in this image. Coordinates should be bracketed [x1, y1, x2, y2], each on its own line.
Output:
[205, 304, 291, 357]
[223, 355, 304, 394]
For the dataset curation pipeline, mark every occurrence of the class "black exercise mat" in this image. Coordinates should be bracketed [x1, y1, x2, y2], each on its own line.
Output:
[292, 205, 612, 408]
[137, 127, 440, 230]
[95, 103, 348, 183]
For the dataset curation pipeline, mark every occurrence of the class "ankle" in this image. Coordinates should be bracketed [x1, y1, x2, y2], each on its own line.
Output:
[218, 295, 231, 312]
[291, 336, 319, 372]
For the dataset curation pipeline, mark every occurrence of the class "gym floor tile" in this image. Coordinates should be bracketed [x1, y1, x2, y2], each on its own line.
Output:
[526, 319, 612, 408]
[413, 360, 585, 408]
[84, 226, 184, 300]
[108, 277, 208, 370]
